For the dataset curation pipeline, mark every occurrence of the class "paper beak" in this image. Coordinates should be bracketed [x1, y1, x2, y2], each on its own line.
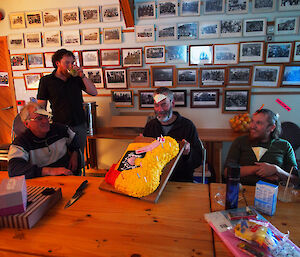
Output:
[154, 94, 167, 103]
[34, 109, 53, 117]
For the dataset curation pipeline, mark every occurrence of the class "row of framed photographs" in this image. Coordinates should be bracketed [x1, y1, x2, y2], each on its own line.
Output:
[136, 0, 300, 20]
[9, 5, 121, 29]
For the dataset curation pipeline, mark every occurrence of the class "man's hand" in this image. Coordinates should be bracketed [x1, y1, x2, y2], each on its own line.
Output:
[182, 139, 191, 155]
[68, 151, 78, 172]
[42, 167, 73, 176]
[255, 162, 277, 177]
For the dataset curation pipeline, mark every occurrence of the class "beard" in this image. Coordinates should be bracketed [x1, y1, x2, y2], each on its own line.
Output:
[155, 108, 173, 123]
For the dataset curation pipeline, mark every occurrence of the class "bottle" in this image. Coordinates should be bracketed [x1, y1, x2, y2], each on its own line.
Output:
[225, 163, 240, 210]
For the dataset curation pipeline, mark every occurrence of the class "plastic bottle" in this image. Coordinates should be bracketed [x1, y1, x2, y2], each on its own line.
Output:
[225, 163, 240, 210]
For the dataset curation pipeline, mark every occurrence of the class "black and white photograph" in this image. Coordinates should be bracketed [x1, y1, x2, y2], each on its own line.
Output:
[80, 6, 99, 23]
[44, 52, 54, 68]
[214, 43, 239, 65]
[24, 32, 42, 48]
[266, 42, 293, 63]
[81, 28, 100, 45]
[227, 66, 252, 86]
[275, 17, 299, 35]
[62, 30, 80, 46]
[199, 21, 220, 39]
[8, 34, 24, 49]
[81, 50, 99, 68]
[157, 25, 177, 41]
[9, 12, 26, 29]
[281, 65, 300, 87]
[61, 8, 79, 25]
[200, 67, 226, 86]
[158, 0, 178, 18]
[135, 25, 155, 42]
[43, 9, 60, 27]
[111, 90, 134, 107]
[252, 0, 276, 12]
[128, 69, 150, 88]
[138, 90, 155, 109]
[220, 19, 242, 37]
[25, 11, 43, 28]
[10, 54, 27, 71]
[189, 45, 213, 65]
[239, 41, 264, 62]
[151, 65, 175, 87]
[145, 46, 165, 64]
[252, 65, 282, 87]
[177, 22, 198, 40]
[24, 73, 42, 90]
[171, 90, 187, 107]
[166, 45, 188, 64]
[180, 0, 200, 16]
[83, 68, 104, 88]
[191, 89, 219, 108]
[294, 41, 300, 61]
[102, 4, 121, 22]
[122, 48, 143, 67]
[100, 49, 120, 67]
[223, 89, 250, 113]
[136, 1, 156, 19]
[176, 68, 198, 87]
[104, 68, 127, 89]
[103, 27, 122, 44]
[27, 53, 44, 69]
[243, 18, 266, 37]
[226, 0, 249, 14]
[203, 0, 225, 15]
[279, 0, 300, 11]
[43, 31, 61, 47]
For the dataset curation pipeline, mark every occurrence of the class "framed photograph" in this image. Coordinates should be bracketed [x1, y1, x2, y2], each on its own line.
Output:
[62, 30, 80, 46]
[138, 90, 155, 109]
[171, 90, 187, 107]
[136, 1, 156, 20]
[10, 54, 27, 71]
[203, 0, 225, 15]
[43, 9, 60, 27]
[122, 48, 143, 67]
[191, 89, 219, 108]
[226, 0, 249, 14]
[83, 68, 104, 89]
[220, 19, 242, 37]
[144, 46, 165, 64]
[281, 65, 300, 87]
[24, 73, 42, 90]
[151, 65, 175, 87]
[158, 0, 178, 18]
[199, 21, 220, 39]
[25, 11, 43, 28]
[61, 8, 79, 25]
[239, 41, 265, 62]
[222, 88, 251, 113]
[200, 67, 226, 87]
[80, 6, 99, 23]
[227, 66, 252, 86]
[44, 52, 55, 68]
[8, 34, 24, 49]
[111, 90, 134, 107]
[176, 68, 198, 87]
[180, 0, 200, 16]
[128, 69, 150, 88]
[166, 45, 188, 64]
[9, 12, 26, 29]
[102, 4, 121, 22]
[252, 65, 283, 87]
[135, 25, 155, 42]
[81, 50, 99, 68]
[279, 0, 300, 11]
[266, 42, 293, 64]
[214, 43, 239, 65]
[81, 28, 100, 45]
[104, 68, 127, 89]
[103, 27, 122, 44]
[27, 53, 44, 69]
[189, 45, 213, 65]
[43, 31, 61, 47]
[100, 49, 120, 67]
[24, 32, 42, 48]
[157, 25, 177, 41]
[275, 17, 299, 35]
[243, 18, 266, 37]
[252, 0, 275, 13]
[177, 22, 198, 40]
[0, 72, 9, 87]
[294, 41, 300, 61]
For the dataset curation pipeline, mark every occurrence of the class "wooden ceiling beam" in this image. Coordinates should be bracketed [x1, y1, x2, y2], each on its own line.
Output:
[119, 0, 135, 28]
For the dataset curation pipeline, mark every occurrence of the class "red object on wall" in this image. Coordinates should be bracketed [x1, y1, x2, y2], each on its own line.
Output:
[16, 100, 25, 106]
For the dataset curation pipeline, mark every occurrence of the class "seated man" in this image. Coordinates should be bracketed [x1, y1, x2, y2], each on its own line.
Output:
[8, 102, 80, 179]
[225, 108, 299, 186]
[143, 87, 203, 182]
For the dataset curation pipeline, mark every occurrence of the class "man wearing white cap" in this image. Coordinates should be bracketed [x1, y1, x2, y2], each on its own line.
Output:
[143, 87, 203, 182]
[8, 102, 80, 179]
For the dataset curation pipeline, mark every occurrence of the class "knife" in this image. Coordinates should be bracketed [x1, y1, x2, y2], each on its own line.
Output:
[64, 180, 88, 209]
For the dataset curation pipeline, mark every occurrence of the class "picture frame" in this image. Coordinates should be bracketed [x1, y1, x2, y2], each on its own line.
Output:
[100, 49, 121, 67]
[102, 4, 121, 22]
[266, 42, 293, 64]
[61, 8, 79, 25]
[81, 28, 100, 45]
[243, 18, 267, 37]
[171, 90, 187, 107]
[83, 68, 104, 89]
[0, 72, 9, 87]
[103, 27, 122, 44]
[111, 90, 134, 108]
[43, 31, 61, 47]
[279, 0, 300, 11]
[25, 11, 43, 28]
[9, 12, 26, 29]
[8, 34, 24, 49]
[166, 45, 188, 64]
[226, 0, 249, 14]
[136, 1, 156, 20]
[104, 68, 127, 89]
[275, 17, 299, 35]
[239, 41, 265, 62]
[175, 68, 198, 87]
[23, 73, 42, 90]
[43, 9, 60, 27]
[127, 69, 150, 88]
[226, 66, 252, 86]
[214, 43, 239, 65]
[43, 52, 55, 68]
[294, 41, 300, 62]
[189, 45, 213, 65]
[151, 65, 175, 87]
[220, 19, 242, 37]
[252, 0, 275, 13]
[252, 65, 283, 88]
[157, 25, 177, 41]
[281, 65, 300, 87]
[199, 21, 220, 39]
[122, 48, 143, 67]
[10, 54, 27, 71]
[200, 67, 226, 87]
[27, 53, 44, 69]
[135, 25, 155, 42]
[191, 89, 220, 108]
[180, 0, 200, 16]
[203, 0, 225, 15]
[80, 6, 99, 24]
[138, 90, 155, 109]
[24, 32, 42, 48]
[158, 0, 178, 18]
[81, 50, 100, 68]
[144, 45, 165, 64]
[62, 30, 80, 46]
[177, 22, 198, 40]
[222, 88, 251, 113]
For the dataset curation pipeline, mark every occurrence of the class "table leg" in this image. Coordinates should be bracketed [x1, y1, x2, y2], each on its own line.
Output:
[87, 138, 98, 169]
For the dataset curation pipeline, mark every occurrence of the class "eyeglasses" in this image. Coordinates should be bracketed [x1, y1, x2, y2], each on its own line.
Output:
[28, 115, 50, 122]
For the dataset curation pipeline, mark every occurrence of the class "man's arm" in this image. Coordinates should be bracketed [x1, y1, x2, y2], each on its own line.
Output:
[42, 167, 73, 176]
[77, 68, 97, 96]
[224, 165, 260, 178]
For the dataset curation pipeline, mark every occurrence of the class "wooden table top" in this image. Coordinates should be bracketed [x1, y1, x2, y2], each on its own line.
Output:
[0, 173, 213, 257]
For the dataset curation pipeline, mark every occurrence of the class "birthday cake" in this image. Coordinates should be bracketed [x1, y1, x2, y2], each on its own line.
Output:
[105, 136, 179, 198]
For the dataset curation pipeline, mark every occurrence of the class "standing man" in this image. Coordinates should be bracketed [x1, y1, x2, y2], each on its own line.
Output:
[143, 87, 203, 182]
[37, 49, 97, 156]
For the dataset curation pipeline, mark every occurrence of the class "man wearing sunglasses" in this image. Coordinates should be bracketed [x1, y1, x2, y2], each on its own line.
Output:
[8, 102, 80, 179]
